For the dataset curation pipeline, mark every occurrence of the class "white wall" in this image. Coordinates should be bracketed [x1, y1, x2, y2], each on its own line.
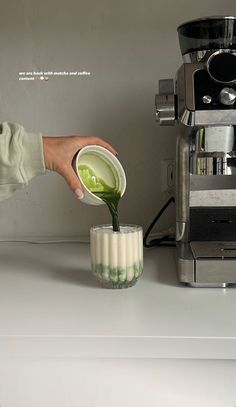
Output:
[0, 0, 235, 238]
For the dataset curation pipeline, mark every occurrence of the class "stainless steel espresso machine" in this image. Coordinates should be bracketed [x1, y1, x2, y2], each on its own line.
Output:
[155, 16, 236, 287]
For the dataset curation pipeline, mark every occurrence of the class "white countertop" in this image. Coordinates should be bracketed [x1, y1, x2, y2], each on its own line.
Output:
[0, 242, 235, 359]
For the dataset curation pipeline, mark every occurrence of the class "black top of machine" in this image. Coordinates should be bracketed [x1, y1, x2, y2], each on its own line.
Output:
[177, 16, 236, 56]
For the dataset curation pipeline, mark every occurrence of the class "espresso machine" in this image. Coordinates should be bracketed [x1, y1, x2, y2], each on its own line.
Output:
[155, 16, 236, 287]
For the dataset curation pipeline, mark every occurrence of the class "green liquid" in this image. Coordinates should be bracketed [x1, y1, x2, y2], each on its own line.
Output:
[78, 165, 121, 232]
[95, 190, 121, 232]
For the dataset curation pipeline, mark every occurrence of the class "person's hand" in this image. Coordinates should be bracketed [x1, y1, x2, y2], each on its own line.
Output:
[42, 136, 117, 199]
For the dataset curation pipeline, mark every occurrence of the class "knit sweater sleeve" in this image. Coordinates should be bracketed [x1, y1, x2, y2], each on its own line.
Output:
[0, 122, 46, 201]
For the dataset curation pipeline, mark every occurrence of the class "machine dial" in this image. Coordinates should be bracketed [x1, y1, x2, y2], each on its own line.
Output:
[219, 87, 236, 106]
[207, 51, 236, 84]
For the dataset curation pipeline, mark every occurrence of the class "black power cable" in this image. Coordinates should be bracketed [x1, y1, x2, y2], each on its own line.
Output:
[143, 196, 176, 248]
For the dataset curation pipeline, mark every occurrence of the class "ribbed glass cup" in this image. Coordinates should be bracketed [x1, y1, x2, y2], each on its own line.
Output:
[90, 224, 143, 288]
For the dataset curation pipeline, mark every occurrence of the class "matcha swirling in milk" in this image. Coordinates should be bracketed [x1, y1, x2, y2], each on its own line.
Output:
[90, 224, 143, 288]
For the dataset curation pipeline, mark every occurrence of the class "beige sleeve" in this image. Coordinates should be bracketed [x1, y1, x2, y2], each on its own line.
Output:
[0, 122, 46, 201]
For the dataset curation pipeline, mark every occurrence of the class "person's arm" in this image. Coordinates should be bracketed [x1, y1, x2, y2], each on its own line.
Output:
[0, 122, 45, 201]
[0, 122, 117, 201]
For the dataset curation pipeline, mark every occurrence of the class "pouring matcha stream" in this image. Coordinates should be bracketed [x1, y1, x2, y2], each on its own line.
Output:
[78, 165, 121, 232]
[75, 146, 143, 290]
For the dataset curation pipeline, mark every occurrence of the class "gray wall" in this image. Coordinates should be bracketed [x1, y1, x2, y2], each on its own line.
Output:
[0, 0, 235, 238]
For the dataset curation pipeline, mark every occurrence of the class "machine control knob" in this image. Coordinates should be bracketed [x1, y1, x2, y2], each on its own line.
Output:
[155, 79, 176, 126]
[202, 95, 212, 104]
[219, 87, 236, 105]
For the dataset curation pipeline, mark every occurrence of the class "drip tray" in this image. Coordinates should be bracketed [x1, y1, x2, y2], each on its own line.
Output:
[190, 241, 236, 259]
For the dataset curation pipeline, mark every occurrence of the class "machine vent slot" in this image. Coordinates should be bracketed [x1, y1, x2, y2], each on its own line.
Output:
[211, 219, 232, 223]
